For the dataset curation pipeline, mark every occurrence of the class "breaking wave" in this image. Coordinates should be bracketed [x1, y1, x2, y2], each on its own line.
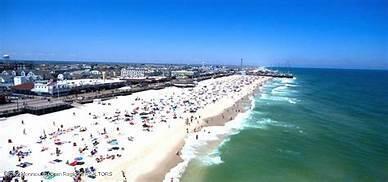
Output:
[163, 98, 256, 182]
[163, 78, 297, 182]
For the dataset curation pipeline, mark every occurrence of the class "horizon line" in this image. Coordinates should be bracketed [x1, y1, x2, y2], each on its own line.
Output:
[1, 58, 387, 71]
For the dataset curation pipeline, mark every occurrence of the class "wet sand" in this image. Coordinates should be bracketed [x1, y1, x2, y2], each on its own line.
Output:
[138, 82, 264, 182]
[137, 141, 185, 182]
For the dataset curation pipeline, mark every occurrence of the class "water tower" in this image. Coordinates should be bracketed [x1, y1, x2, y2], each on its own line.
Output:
[3, 54, 10, 64]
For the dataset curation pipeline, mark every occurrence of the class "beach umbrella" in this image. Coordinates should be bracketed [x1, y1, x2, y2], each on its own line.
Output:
[69, 161, 78, 166]
[74, 157, 83, 161]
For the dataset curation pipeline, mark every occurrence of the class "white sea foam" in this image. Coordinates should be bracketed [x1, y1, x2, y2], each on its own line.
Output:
[261, 87, 299, 105]
[164, 78, 299, 181]
[243, 118, 278, 129]
[280, 78, 295, 84]
[285, 83, 297, 87]
[243, 116, 302, 131]
[271, 87, 287, 95]
[261, 94, 298, 104]
[199, 148, 223, 166]
[277, 148, 301, 155]
[288, 98, 297, 104]
[163, 98, 256, 182]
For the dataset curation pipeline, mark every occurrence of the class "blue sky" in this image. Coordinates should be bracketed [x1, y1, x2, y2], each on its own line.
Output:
[0, 0, 387, 69]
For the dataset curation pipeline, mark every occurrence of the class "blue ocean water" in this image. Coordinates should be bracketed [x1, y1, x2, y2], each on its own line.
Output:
[181, 68, 388, 182]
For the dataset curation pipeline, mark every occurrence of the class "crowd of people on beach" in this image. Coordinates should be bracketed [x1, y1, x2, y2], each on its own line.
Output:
[1, 75, 268, 182]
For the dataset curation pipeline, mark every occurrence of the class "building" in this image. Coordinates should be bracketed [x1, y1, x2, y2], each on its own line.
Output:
[31, 78, 125, 96]
[90, 70, 101, 75]
[171, 70, 195, 78]
[27, 71, 37, 79]
[12, 82, 34, 95]
[0, 75, 14, 88]
[20, 70, 26, 77]
[13, 76, 31, 86]
[1, 71, 9, 76]
[32, 80, 71, 96]
[121, 68, 146, 78]
[57, 74, 64, 80]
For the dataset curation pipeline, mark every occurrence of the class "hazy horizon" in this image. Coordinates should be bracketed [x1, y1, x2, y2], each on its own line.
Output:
[1, 0, 387, 69]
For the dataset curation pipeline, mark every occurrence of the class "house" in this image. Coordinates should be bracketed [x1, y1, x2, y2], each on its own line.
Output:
[0, 75, 14, 87]
[1, 70, 9, 76]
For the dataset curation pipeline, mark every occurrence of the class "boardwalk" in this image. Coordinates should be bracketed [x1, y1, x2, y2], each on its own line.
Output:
[0, 99, 69, 117]
[0, 73, 233, 117]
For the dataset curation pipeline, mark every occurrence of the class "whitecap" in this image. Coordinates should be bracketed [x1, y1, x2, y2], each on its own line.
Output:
[199, 148, 224, 166]
[247, 118, 278, 129]
[260, 94, 298, 104]
[288, 98, 297, 104]
[163, 97, 256, 182]
[280, 78, 295, 84]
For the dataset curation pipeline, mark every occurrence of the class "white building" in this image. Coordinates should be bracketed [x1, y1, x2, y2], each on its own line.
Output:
[121, 68, 146, 78]
[32, 81, 71, 96]
[13, 76, 30, 86]
[171, 70, 195, 78]
[90, 70, 101, 75]
[57, 74, 64, 80]
[31, 78, 124, 95]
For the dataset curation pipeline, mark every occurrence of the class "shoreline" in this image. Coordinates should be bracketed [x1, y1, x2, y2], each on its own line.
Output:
[137, 78, 269, 182]
[0, 75, 270, 182]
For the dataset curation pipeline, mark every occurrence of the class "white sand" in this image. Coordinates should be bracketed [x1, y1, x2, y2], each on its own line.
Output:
[0, 75, 270, 182]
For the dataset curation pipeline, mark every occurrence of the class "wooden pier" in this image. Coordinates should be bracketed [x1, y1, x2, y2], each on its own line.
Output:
[24, 102, 72, 115]
[0, 100, 72, 117]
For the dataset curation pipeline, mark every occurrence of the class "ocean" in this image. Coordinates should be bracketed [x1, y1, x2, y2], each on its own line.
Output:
[180, 68, 388, 182]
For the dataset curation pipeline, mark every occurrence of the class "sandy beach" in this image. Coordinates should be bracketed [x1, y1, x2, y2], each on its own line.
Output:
[137, 93, 255, 182]
[0, 75, 270, 182]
